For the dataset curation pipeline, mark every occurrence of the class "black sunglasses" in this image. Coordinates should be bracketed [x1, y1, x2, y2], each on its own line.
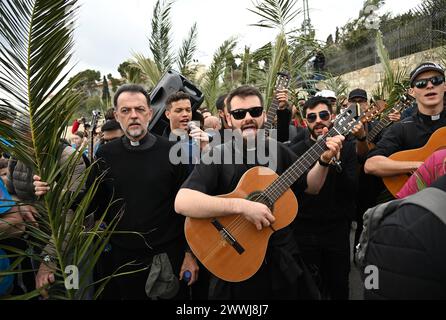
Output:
[306, 110, 331, 123]
[230, 106, 263, 120]
[413, 76, 445, 89]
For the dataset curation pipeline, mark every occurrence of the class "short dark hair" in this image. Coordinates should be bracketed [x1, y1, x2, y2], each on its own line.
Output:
[105, 108, 115, 121]
[226, 86, 264, 112]
[74, 131, 84, 139]
[113, 84, 151, 109]
[165, 91, 191, 111]
[303, 96, 333, 117]
[0, 158, 8, 170]
[216, 94, 228, 111]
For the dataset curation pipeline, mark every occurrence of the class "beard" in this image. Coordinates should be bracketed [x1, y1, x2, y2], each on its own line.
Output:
[309, 122, 331, 140]
[125, 123, 146, 140]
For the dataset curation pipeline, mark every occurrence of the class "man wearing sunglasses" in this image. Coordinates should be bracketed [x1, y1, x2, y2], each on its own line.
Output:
[365, 62, 446, 179]
[287, 96, 358, 300]
[175, 86, 344, 300]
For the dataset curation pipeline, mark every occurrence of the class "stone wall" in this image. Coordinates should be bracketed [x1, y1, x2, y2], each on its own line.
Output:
[321, 46, 445, 95]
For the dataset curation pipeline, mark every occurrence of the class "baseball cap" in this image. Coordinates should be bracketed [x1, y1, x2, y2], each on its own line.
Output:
[315, 90, 336, 100]
[409, 62, 445, 87]
[348, 88, 368, 101]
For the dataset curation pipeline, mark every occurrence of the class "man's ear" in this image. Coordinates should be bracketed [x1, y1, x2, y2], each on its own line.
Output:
[165, 109, 171, 120]
[408, 87, 415, 97]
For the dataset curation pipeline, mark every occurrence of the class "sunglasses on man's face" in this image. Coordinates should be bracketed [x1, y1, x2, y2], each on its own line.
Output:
[230, 106, 263, 120]
[306, 110, 331, 123]
[413, 76, 445, 89]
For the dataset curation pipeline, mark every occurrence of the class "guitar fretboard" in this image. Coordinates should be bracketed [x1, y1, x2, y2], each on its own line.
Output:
[262, 126, 342, 203]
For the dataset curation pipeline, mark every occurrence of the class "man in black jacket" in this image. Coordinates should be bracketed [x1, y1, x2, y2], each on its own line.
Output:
[289, 96, 359, 300]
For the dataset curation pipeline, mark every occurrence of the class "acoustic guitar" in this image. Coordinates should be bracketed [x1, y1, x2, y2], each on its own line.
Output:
[367, 94, 413, 148]
[264, 71, 291, 138]
[383, 126, 446, 197]
[184, 103, 361, 282]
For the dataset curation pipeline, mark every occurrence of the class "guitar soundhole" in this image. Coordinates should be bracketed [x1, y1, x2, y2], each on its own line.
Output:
[247, 191, 274, 210]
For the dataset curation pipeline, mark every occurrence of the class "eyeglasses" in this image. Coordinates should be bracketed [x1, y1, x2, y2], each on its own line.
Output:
[306, 110, 331, 123]
[230, 106, 263, 120]
[413, 76, 445, 89]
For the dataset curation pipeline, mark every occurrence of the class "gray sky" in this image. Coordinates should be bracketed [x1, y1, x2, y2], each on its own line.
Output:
[71, 0, 421, 78]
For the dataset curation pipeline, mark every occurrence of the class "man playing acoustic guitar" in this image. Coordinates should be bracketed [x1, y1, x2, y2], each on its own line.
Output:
[175, 86, 344, 299]
[365, 62, 446, 187]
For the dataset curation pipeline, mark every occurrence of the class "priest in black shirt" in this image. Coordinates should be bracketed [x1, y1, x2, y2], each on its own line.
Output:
[365, 62, 446, 177]
[35, 84, 199, 300]
[175, 86, 344, 299]
[288, 96, 359, 300]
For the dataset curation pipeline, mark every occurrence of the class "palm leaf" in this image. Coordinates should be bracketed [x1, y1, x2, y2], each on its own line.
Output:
[249, 0, 301, 32]
[373, 31, 409, 107]
[263, 32, 288, 108]
[149, 0, 175, 74]
[0, 0, 120, 299]
[132, 52, 162, 89]
[200, 38, 237, 114]
[177, 22, 198, 78]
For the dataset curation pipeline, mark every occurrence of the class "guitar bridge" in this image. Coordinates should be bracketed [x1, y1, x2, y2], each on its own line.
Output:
[211, 219, 245, 255]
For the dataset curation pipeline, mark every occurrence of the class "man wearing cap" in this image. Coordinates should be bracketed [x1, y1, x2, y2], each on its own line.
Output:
[316, 90, 337, 113]
[365, 62, 446, 179]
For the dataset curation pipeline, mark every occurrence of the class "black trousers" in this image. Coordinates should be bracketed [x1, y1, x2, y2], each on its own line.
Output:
[293, 220, 351, 300]
[97, 240, 188, 300]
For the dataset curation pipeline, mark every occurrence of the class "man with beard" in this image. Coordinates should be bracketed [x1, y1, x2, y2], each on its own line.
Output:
[175, 86, 344, 299]
[35, 84, 198, 300]
[365, 62, 446, 178]
[288, 96, 358, 300]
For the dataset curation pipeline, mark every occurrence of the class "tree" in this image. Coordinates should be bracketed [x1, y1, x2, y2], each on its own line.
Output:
[68, 69, 101, 97]
[102, 76, 111, 107]
[107, 73, 121, 92]
[133, 0, 199, 87]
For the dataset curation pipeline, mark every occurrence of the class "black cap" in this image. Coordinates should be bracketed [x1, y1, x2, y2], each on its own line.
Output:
[101, 119, 121, 132]
[348, 88, 367, 101]
[409, 62, 445, 87]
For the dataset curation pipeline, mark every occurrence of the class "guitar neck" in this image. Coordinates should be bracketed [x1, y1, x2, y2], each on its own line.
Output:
[264, 99, 280, 136]
[367, 116, 391, 142]
[263, 127, 340, 203]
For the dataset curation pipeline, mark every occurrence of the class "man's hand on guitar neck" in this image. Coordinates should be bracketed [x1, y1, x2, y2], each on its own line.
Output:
[275, 89, 289, 110]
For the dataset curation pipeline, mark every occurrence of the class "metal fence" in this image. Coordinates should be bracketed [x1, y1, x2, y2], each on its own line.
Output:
[325, 11, 446, 75]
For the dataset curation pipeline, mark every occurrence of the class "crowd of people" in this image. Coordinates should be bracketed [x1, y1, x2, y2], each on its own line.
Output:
[1, 61, 445, 300]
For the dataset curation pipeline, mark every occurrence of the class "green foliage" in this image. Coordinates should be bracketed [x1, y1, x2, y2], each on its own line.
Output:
[149, 0, 175, 74]
[200, 38, 237, 114]
[178, 23, 198, 78]
[248, 0, 301, 32]
[68, 69, 101, 97]
[0, 0, 119, 299]
[102, 76, 111, 108]
[372, 31, 409, 107]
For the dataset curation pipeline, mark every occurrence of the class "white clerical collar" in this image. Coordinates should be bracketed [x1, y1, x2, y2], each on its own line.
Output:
[130, 140, 140, 147]
[431, 114, 441, 121]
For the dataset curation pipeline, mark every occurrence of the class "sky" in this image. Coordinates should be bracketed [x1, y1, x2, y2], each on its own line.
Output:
[70, 0, 422, 79]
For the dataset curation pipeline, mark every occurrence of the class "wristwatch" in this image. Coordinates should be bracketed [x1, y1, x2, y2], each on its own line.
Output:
[42, 254, 56, 264]
[318, 158, 330, 167]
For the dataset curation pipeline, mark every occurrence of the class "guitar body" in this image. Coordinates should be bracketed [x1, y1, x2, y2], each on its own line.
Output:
[184, 166, 298, 282]
[383, 126, 446, 197]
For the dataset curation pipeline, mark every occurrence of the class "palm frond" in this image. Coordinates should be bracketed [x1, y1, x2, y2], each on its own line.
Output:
[149, 0, 175, 74]
[373, 31, 409, 107]
[177, 22, 198, 78]
[132, 52, 162, 89]
[248, 0, 301, 32]
[201, 38, 237, 114]
[0, 0, 120, 299]
[263, 32, 288, 108]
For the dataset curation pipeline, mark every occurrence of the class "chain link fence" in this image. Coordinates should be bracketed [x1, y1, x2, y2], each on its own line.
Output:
[325, 10, 446, 75]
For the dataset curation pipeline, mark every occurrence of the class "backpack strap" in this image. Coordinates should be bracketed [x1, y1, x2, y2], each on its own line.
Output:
[400, 187, 446, 225]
